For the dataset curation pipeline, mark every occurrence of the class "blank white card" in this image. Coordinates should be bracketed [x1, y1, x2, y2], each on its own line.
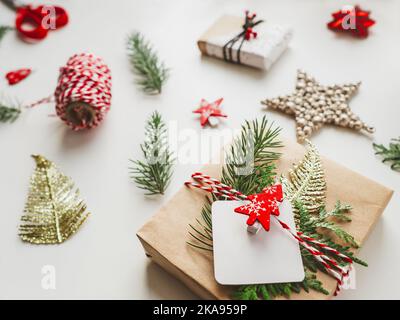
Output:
[212, 199, 305, 285]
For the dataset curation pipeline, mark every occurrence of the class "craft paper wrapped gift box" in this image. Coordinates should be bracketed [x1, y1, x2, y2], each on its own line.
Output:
[137, 139, 393, 299]
[197, 15, 293, 70]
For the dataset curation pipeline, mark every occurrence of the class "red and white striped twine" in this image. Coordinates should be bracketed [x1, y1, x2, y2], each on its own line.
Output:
[28, 53, 112, 130]
[185, 172, 353, 296]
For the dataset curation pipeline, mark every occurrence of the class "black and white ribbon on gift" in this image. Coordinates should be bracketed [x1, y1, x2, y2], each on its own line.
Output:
[222, 11, 263, 64]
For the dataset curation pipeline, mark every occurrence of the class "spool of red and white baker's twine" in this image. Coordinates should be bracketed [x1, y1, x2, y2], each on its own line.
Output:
[185, 172, 353, 295]
[29, 53, 112, 130]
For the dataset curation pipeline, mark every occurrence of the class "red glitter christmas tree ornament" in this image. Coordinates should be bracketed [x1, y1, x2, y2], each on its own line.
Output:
[6, 68, 31, 85]
[327, 5, 375, 38]
[234, 184, 283, 231]
[193, 98, 227, 127]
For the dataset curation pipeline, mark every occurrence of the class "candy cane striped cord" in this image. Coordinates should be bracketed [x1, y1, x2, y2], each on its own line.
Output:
[184, 181, 243, 201]
[26, 96, 54, 108]
[191, 173, 246, 199]
[55, 53, 112, 130]
[299, 232, 353, 263]
[185, 172, 353, 295]
[278, 220, 350, 295]
[27, 53, 112, 130]
[191, 173, 248, 201]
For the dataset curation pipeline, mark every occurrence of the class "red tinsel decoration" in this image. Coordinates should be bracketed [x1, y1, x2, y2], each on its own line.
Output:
[15, 5, 68, 41]
[327, 5, 375, 38]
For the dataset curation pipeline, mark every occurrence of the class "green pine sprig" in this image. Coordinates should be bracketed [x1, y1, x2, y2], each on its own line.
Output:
[0, 98, 21, 123]
[187, 116, 366, 299]
[188, 116, 282, 250]
[0, 26, 13, 45]
[222, 116, 283, 196]
[127, 32, 169, 95]
[234, 271, 328, 300]
[129, 111, 174, 195]
[187, 198, 213, 251]
[373, 138, 400, 171]
[298, 201, 359, 248]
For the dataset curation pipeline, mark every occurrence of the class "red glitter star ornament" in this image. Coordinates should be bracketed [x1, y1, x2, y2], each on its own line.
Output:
[193, 98, 227, 127]
[234, 184, 283, 231]
[6, 68, 32, 85]
[327, 5, 375, 38]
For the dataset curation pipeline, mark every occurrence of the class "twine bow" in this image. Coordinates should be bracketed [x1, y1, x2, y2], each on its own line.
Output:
[222, 11, 264, 64]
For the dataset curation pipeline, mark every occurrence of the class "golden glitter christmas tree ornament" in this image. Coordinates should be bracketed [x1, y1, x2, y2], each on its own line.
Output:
[261, 70, 375, 142]
[281, 140, 326, 215]
[19, 155, 90, 244]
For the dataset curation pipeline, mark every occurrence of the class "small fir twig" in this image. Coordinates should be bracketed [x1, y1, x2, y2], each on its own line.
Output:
[373, 138, 400, 171]
[129, 111, 174, 195]
[298, 201, 359, 248]
[0, 26, 13, 44]
[0, 96, 21, 123]
[234, 271, 328, 300]
[127, 32, 169, 94]
[187, 116, 282, 250]
[187, 199, 213, 250]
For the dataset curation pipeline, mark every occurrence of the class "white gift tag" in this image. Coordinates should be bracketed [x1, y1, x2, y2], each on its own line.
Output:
[212, 199, 304, 285]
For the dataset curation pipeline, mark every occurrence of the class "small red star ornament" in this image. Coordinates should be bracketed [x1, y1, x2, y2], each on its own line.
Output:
[234, 184, 283, 231]
[193, 98, 227, 127]
[6, 68, 32, 85]
[327, 5, 375, 38]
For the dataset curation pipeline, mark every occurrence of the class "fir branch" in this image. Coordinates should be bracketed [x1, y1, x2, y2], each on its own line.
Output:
[222, 116, 282, 195]
[0, 26, 13, 44]
[187, 116, 282, 249]
[315, 221, 358, 248]
[0, 98, 21, 123]
[373, 138, 400, 171]
[300, 247, 319, 272]
[319, 239, 367, 267]
[301, 271, 329, 295]
[129, 111, 174, 195]
[187, 199, 213, 250]
[295, 200, 367, 268]
[297, 201, 359, 248]
[318, 201, 352, 222]
[233, 285, 259, 300]
[127, 32, 169, 94]
[234, 272, 327, 300]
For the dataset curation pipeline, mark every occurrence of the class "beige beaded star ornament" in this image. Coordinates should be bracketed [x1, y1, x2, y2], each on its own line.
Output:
[261, 70, 374, 142]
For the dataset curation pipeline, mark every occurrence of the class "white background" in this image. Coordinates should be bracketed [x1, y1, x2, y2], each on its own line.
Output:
[0, 0, 399, 299]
